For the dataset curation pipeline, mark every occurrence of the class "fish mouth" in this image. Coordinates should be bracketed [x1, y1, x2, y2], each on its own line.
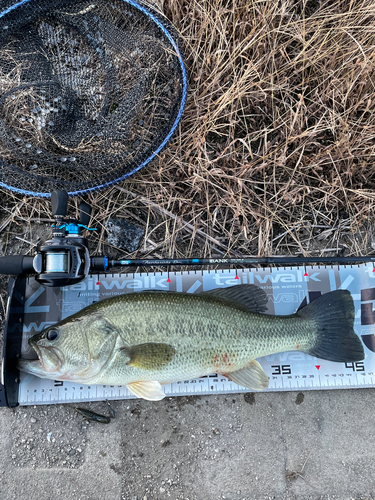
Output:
[24, 337, 64, 375]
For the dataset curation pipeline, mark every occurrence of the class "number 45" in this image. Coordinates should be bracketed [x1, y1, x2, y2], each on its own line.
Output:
[345, 362, 365, 372]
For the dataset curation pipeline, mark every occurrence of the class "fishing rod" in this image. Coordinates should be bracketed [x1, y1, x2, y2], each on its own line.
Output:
[93, 255, 375, 269]
[0, 190, 374, 286]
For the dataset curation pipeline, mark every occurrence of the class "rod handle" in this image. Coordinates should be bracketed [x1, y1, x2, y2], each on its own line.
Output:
[0, 255, 34, 275]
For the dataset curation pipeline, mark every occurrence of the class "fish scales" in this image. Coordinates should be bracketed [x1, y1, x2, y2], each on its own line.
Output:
[89, 292, 313, 382]
[18, 285, 365, 400]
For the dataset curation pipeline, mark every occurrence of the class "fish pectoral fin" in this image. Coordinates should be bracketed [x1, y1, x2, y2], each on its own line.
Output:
[126, 381, 165, 401]
[226, 360, 269, 391]
[120, 343, 175, 370]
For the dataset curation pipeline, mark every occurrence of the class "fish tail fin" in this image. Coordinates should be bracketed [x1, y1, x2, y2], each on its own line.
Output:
[298, 290, 364, 362]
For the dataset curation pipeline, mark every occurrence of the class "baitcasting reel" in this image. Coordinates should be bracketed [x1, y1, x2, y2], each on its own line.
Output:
[0, 190, 109, 286]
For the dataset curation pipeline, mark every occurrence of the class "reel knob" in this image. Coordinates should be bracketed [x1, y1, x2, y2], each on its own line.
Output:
[51, 191, 68, 218]
[79, 202, 92, 226]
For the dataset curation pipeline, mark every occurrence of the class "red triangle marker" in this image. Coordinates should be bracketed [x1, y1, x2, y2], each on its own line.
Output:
[166, 278, 171, 283]
[372, 268, 375, 273]
[235, 275, 239, 280]
[315, 365, 321, 370]
[304, 272, 309, 277]
[96, 281, 101, 285]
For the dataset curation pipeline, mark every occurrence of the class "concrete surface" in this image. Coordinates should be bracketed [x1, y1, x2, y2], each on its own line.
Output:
[0, 389, 375, 500]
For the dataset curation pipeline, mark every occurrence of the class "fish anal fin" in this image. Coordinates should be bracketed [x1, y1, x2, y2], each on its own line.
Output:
[120, 343, 175, 370]
[127, 381, 165, 401]
[225, 360, 269, 391]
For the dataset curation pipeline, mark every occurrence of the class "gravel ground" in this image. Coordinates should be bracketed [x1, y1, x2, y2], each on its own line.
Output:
[1, 390, 375, 500]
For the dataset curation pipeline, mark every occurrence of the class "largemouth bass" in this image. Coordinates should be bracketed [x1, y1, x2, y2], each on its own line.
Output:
[18, 285, 364, 400]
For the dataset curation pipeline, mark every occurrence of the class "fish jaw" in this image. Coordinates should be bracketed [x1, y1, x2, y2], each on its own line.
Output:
[17, 357, 82, 382]
[17, 358, 59, 379]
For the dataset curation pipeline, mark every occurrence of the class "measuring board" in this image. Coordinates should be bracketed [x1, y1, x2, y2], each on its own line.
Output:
[2, 264, 375, 406]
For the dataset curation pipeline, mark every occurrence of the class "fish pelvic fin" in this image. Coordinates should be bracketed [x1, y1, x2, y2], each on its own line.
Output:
[127, 381, 165, 401]
[298, 290, 364, 362]
[225, 360, 269, 391]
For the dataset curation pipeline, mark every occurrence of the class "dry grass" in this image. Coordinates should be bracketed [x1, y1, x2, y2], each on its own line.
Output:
[2, 0, 375, 266]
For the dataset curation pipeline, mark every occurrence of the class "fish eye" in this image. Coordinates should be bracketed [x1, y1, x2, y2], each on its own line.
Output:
[46, 329, 59, 341]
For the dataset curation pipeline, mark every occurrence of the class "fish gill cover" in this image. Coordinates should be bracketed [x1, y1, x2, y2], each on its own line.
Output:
[0, 0, 187, 196]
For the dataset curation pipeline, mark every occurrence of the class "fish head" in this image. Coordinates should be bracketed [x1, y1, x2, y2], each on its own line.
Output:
[18, 315, 101, 381]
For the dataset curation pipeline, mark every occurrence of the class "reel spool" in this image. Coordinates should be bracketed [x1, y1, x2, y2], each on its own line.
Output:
[0, 0, 187, 197]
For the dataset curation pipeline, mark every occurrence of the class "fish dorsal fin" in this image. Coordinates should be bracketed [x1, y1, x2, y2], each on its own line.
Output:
[120, 343, 176, 370]
[127, 381, 165, 400]
[201, 284, 268, 313]
[226, 360, 269, 391]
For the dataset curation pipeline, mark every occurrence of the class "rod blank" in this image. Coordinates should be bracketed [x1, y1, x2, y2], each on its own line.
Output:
[110, 256, 375, 268]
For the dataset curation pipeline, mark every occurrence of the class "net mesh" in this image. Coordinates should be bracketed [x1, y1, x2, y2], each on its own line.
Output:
[0, 0, 187, 196]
